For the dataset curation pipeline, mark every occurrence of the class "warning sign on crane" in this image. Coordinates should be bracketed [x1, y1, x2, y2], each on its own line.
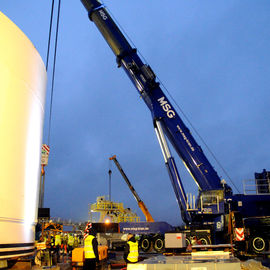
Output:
[235, 228, 245, 241]
[41, 144, 50, 165]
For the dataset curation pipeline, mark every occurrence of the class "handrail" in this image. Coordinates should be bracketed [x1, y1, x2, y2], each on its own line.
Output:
[243, 179, 270, 195]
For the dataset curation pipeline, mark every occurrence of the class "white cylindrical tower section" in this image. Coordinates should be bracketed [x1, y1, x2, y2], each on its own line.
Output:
[0, 12, 47, 259]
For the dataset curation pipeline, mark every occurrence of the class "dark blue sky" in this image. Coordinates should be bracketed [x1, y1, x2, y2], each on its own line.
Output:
[2, 1, 270, 226]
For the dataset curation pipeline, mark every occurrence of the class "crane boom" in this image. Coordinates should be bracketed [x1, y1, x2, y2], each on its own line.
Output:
[109, 155, 154, 222]
[81, 0, 225, 223]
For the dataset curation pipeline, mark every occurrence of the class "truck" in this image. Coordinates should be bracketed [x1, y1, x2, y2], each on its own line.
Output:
[80, 0, 270, 256]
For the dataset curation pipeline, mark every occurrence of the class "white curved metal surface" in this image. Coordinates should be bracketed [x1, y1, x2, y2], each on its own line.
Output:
[0, 12, 47, 259]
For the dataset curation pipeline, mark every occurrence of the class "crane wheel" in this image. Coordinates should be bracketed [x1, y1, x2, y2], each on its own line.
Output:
[198, 236, 211, 245]
[249, 236, 268, 254]
[140, 236, 152, 252]
[153, 235, 164, 253]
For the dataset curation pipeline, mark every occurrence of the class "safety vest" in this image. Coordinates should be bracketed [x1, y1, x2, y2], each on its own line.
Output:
[55, 234, 62, 246]
[50, 237, 55, 246]
[68, 235, 74, 246]
[127, 240, 139, 263]
[74, 236, 79, 247]
[84, 235, 96, 259]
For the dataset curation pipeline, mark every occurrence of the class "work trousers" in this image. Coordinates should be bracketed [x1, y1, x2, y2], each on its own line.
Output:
[83, 258, 97, 270]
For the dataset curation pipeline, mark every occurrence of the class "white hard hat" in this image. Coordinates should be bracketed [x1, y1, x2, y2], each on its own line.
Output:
[121, 234, 128, 241]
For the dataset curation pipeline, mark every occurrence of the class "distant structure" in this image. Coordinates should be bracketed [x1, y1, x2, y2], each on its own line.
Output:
[89, 196, 140, 223]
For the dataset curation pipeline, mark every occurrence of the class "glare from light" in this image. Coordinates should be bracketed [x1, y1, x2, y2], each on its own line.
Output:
[104, 218, 111, 224]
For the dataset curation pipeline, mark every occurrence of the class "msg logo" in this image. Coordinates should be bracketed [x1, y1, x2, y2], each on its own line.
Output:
[157, 96, 175, 118]
[99, 10, 107, 20]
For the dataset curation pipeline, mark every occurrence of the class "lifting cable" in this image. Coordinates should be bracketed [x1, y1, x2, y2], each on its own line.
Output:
[45, 0, 55, 71]
[39, 0, 62, 208]
[45, 0, 62, 146]
[105, 6, 240, 193]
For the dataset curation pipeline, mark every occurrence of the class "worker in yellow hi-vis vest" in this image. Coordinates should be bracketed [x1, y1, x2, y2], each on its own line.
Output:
[67, 233, 74, 256]
[123, 234, 139, 264]
[54, 233, 62, 262]
[83, 223, 99, 270]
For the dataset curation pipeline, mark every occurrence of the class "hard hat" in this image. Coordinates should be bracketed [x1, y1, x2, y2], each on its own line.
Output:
[121, 234, 128, 241]
[127, 233, 134, 241]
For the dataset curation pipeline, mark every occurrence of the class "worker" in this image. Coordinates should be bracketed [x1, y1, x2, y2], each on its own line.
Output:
[55, 232, 62, 247]
[54, 232, 62, 262]
[123, 233, 139, 264]
[83, 223, 99, 270]
[59, 233, 64, 261]
[48, 233, 57, 265]
[67, 233, 74, 256]
[50, 233, 55, 249]
[63, 233, 68, 258]
[74, 233, 79, 248]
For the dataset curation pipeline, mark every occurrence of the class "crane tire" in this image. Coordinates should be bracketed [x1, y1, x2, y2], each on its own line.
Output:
[249, 236, 268, 254]
[140, 236, 152, 252]
[198, 236, 211, 245]
[153, 235, 164, 253]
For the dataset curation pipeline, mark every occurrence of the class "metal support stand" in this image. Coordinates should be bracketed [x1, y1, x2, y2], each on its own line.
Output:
[39, 165, 45, 208]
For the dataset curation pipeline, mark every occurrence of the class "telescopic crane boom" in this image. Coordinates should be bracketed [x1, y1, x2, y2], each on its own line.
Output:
[109, 155, 154, 222]
[80, 0, 224, 223]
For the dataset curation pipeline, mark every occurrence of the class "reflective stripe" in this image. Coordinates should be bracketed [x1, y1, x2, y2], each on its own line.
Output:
[84, 235, 96, 259]
[127, 241, 138, 263]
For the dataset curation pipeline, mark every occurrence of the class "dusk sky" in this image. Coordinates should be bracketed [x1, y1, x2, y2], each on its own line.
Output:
[2, 1, 270, 226]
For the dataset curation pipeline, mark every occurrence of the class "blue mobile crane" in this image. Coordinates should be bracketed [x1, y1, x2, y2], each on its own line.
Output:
[81, 0, 270, 255]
